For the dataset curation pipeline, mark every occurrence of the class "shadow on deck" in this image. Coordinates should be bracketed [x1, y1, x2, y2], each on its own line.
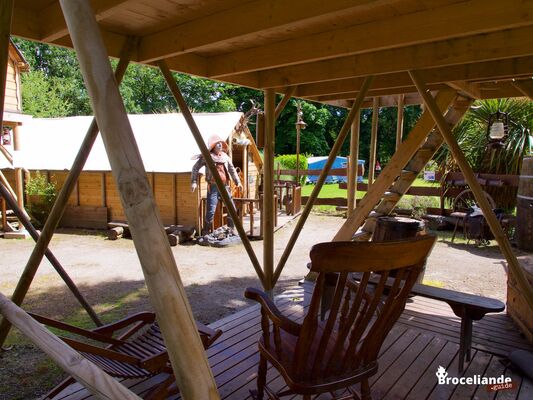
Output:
[51, 282, 532, 400]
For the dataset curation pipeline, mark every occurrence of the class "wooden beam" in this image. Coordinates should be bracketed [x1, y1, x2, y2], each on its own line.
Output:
[0, 181, 103, 336]
[368, 97, 379, 186]
[308, 88, 435, 103]
[396, 94, 405, 151]
[208, 0, 533, 78]
[264, 88, 276, 294]
[274, 86, 296, 120]
[446, 81, 482, 99]
[410, 69, 533, 314]
[512, 78, 533, 99]
[138, 0, 393, 63]
[293, 57, 533, 97]
[333, 90, 457, 241]
[158, 60, 264, 286]
[0, 0, 13, 133]
[347, 110, 360, 216]
[40, 0, 129, 42]
[272, 76, 374, 286]
[254, 26, 533, 88]
[0, 38, 134, 348]
[59, 1, 219, 398]
[0, 292, 141, 400]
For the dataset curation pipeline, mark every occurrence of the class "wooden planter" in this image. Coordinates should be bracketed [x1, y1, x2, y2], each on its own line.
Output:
[507, 255, 533, 344]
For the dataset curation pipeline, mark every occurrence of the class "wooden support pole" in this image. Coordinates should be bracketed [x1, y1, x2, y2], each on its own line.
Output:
[409, 70, 533, 313]
[13, 125, 24, 209]
[347, 110, 360, 216]
[0, 181, 102, 334]
[368, 97, 379, 187]
[396, 94, 405, 151]
[0, 292, 141, 400]
[0, 0, 13, 134]
[512, 79, 533, 99]
[158, 60, 265, 285]
[272, 76, 374, 286]
[0, 38, 135, 348]
[264, 88, 276, 294]
[333, 90, 456, 241]
[274, 86, 297, 120]
[60, 2, 219, 398]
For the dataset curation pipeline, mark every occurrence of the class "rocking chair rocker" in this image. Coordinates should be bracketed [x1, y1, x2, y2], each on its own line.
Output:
[30, 311, 222, 399]
[245, 235, 436, 399]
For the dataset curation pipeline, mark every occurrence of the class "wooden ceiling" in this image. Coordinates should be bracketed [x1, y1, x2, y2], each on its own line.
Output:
[11, 0, 533, 107]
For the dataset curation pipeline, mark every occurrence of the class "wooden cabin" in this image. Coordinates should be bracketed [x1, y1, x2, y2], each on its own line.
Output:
[3, 112, 261, 232]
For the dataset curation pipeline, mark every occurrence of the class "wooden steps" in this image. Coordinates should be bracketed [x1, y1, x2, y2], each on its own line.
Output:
[359, 97, 472, 238]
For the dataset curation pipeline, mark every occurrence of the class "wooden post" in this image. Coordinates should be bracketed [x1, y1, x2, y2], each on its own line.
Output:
[0, 292, 141, 400]
[274, 86, 296, 121]
[158, 60, 265, 285]
[347, 110, 360, 216]
[410, 70, 533, 313]
[333, 90, 456, 241]
[0, 0, 13, 134]
[60, 1, 219, 398]
[264, 88, 276, 294]
[368, 97, 379, 187]
[0, 181, 102, 329]
[396, 94, 405, 151]
[272, 76, 374, 286]
[0, 39, 135, 348]
[13, 125, 24, 209]
[1, 195, 6, 231]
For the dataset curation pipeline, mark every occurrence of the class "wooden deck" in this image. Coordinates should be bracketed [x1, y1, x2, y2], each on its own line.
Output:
[51, 283, 532, 400]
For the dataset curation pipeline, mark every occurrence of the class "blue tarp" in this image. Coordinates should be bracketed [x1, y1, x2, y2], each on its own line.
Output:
[306, 156, 364, 184]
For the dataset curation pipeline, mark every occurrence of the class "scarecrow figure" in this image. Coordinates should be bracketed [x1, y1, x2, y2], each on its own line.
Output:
[191, 135, 242, 235]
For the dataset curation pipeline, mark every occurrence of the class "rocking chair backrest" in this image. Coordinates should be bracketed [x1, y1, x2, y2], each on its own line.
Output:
[296, 235, 436, 380]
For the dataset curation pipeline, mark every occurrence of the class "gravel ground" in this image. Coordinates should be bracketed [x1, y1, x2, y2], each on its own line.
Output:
[0, 214, 527, 399]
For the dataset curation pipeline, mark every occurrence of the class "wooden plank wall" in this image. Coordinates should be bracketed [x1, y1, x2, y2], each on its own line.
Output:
[4, 56, 20, 113]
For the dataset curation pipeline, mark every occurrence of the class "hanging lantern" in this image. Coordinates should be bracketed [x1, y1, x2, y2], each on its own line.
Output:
[295, 103, 307, 130]
[487, 110, 509, 148]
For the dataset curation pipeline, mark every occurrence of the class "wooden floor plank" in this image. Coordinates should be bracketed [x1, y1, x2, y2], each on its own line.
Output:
[471, 354, 506, 400]
[517, 375, 533, 400]
[449, 350, 492, 399]
[495, 366, 523, 400]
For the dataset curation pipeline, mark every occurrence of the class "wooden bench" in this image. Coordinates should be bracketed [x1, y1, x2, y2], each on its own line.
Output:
[318, 271, 505, 373]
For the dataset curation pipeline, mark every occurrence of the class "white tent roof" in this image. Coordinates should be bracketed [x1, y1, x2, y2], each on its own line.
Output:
[14, 112, 243, 173]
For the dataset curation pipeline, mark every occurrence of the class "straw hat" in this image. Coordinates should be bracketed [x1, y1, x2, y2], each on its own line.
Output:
[208, 135, 228, 152]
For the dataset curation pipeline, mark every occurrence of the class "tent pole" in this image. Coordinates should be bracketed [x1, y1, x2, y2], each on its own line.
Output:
[0, 38, 136, 348]
[272, 76, 374, 286]
[396, 94, 405, 151]
[368, 97, 379, 187]
[347, 110, 361, 216]
[409, 70, 533, 313]
[60, 1, 219, 398]
[158, 60, 265, 285]
[0, 292, 142, 400]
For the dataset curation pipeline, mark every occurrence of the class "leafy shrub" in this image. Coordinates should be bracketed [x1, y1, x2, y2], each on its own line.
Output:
[274, 154, 308, 185]
[25, 172, 57, 227]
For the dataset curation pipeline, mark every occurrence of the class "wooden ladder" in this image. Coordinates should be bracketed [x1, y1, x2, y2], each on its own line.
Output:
[354, 96, 473, 240]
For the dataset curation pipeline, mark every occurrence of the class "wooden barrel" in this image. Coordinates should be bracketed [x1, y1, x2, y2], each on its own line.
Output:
[372, 216, 426, 283]
[517, 157, 533, 251]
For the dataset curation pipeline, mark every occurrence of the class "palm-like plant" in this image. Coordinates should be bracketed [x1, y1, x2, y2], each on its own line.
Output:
[436, 98, 533, 210]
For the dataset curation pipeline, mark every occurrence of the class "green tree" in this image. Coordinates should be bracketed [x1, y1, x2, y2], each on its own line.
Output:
[21, 71, 72, 117]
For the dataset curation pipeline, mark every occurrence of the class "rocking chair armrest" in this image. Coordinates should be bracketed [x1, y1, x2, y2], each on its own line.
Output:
[244, 287, 301, 336]
[28, 313, 124, 345]
[92, 312, 156, 336]
[195, 321, 223, 348]
[140, 350, 170, 372]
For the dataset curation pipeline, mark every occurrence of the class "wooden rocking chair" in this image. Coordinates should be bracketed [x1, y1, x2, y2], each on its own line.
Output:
[30, 311, 222, 399]
[245, 235, 436, 399]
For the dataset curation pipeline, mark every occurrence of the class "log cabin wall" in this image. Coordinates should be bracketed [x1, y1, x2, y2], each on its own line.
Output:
[4, 45, 24, 114]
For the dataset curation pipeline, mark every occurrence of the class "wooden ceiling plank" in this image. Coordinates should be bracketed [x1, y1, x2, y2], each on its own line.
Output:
[40, 0, 130, 42]
[11, 5, 41, 39]
[138, 0, 388, 63]
[307, 84, 447, 102]
[208, 0, 533, 78]
[446, 81, 482, 99]
[254, 26, 533, 88]
[293, 57, 533, 97]
[512, 78, 533, 99]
